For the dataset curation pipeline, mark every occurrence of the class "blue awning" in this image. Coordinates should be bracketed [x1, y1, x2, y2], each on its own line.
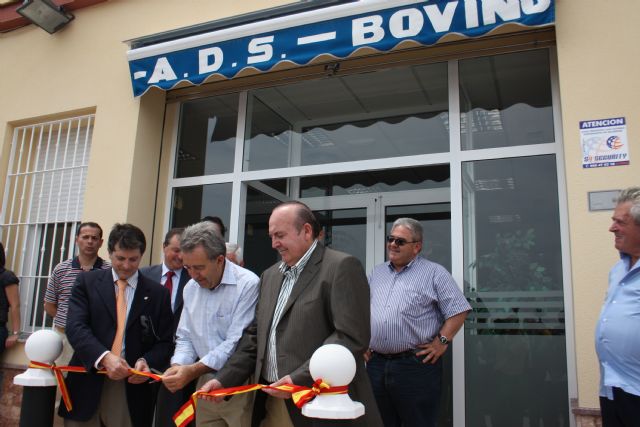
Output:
[126, 0, 554, 97]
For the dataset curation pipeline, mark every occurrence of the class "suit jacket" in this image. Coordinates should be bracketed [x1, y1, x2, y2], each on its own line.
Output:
[140, 263, 190, 335]
[216, 244, 383, 427]
[60, 268, 173, 427]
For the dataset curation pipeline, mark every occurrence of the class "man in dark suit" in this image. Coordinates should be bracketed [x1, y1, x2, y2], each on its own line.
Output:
[140, 228, 193, 427]
[201, 201, 383, 427]
[140, 228, 189, 338]
[61, 223, 173, 427]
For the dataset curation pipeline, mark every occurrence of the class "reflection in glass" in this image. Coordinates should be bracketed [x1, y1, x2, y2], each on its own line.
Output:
[243, 96, 292, 171]
[243, 186, 281, 274]
[171, 184, 232, 240]
[460, 49, 554, 150]
[314, 209, 366, 269]
[300, 165, 449, 198]
[175, 94, 239, 177]
[244, 62, 448, 171]
[463, 156, 568, 427]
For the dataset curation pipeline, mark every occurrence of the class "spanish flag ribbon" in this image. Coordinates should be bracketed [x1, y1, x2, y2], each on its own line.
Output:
[28, 361, 163, 412]
[291, 378, 348, 408]
[173, 379, 349, 427]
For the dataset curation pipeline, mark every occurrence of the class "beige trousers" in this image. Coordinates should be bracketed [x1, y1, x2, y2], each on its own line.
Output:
[64, 379, 132, 427]
[195, 373, 252, 427]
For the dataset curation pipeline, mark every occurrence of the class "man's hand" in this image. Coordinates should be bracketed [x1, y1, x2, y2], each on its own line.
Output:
[101, 352, 131, 380]
[163, 364, 196, 393]
[262, 375, 293, 399]
[416, 340, 448, 364]
[364, 348, 372, 363]
[199, 378, 225, 403]
[128, 358, 151, 384]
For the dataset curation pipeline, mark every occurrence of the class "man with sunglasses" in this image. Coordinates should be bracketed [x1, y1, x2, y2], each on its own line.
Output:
[367, 218, 471, 427]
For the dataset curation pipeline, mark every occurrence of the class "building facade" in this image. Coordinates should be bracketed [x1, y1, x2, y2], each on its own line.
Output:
[1, 1, 638, 425]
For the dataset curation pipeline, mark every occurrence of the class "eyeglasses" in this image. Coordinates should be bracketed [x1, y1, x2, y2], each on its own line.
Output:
[386, 235, 419, 246]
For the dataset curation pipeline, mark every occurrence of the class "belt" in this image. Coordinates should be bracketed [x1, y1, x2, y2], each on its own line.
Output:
[372, 350, 416, 360]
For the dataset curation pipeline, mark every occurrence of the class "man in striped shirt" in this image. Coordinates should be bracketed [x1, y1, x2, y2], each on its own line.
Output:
[367, 217, 471, 427]
[44, 222, 111, 364]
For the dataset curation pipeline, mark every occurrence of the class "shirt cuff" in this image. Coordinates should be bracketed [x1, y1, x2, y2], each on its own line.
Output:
[170, 353, 194, 367]
[95, 351, 110, 370]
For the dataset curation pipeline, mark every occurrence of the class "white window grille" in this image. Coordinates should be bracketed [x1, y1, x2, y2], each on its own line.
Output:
[0, 114, 94, 332]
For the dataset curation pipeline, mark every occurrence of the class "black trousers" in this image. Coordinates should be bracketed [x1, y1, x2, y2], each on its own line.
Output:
[600, 387, 640, 427]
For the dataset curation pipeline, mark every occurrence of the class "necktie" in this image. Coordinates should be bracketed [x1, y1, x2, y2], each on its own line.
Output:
[165, 270, 174, 296]
[111, 279, 127, 357]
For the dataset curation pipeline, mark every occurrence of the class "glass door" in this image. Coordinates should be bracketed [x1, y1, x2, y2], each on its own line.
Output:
[304, 187, 453, 426]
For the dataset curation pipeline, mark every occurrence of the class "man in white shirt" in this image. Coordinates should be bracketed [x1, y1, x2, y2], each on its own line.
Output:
[162, 221, 259, 427]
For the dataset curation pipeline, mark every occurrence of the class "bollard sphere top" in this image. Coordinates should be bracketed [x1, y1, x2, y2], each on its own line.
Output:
[309, 344, 356, 386]
[24, 329, 63, 363]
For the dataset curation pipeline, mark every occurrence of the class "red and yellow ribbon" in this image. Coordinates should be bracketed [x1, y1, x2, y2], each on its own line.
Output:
[28, 361, 162, 412]
[173, 379, 348, 427]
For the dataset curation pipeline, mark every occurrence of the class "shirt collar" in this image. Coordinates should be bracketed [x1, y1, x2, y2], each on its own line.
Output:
[111, 269, 139, 289]
[72, 256, 105, 269]
[620, 252, 640, 271]
[386, 255, 419, 273]
[217, 258, 237, 289]
[278, 239, 318, 275]
[162, 263, 180, 277]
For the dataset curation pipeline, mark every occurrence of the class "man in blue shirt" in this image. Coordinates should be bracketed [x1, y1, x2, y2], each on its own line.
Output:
[161, 221, 259, 426]
[367, 217, 470, 427]
[596, 186, 640, 426]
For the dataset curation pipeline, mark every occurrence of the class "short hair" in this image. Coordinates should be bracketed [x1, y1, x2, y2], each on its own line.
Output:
[181, 222, 226, 260]
[274, 201, 321, 238]
[76, 222, 103, 238]
[163, 227, 184, 246]
[617, 187, 640, 224]
[200, 216, 226, 236]
[226, 242, 243, 263]
[391, 218, 423, 242]
[0, 242, 5, 270]
[107, 223, 146, 254]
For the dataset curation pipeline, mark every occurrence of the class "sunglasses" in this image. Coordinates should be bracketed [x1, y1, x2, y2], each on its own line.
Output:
[386, 235, 419, 246]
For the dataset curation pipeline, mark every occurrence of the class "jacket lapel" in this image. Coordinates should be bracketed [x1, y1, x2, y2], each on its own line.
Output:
[126, 274, 148, 330]
[174, 267, 189, 313]
[261, 266, 284, 326]
[96, 270, 117, 323]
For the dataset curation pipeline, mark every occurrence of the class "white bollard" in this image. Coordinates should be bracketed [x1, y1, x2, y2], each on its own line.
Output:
[302, 343, 365, 419]
[13, 329, 64, 427]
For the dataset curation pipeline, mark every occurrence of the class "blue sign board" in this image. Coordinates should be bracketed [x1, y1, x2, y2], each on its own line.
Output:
[128, 0, 554, 97]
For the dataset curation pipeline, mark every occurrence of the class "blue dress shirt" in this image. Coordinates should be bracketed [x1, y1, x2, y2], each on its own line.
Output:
[369, 256, 471, 354]
[171, 260, 259, 371]
[596, 253, 640, 399]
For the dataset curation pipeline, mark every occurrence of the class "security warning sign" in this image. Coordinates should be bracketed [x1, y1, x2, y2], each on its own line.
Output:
[580, 117, 629, 168]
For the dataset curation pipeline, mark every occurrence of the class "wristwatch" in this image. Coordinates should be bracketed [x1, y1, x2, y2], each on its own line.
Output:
[438, 333, 450, 345]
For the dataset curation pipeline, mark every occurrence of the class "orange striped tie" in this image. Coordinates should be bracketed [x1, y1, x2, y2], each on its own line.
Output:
[111, 279, 127, 357]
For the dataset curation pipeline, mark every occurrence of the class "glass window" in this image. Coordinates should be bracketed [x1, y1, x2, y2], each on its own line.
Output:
[300, 165, 450, 198]
[171, 183, 232, 239]
[244, 62, 449, 171]
[175, 94, 239, 177]
[243, 185, 282, 274]
[459, 50, 554, 150]
[315, 208, 367, 268]
[463, 155, 568, 426]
